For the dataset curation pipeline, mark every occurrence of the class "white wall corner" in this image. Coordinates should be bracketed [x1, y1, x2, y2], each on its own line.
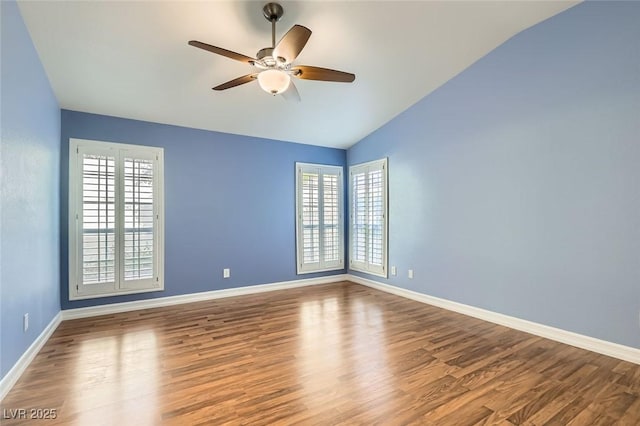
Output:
[347, 274, 640, 365]
[0, 312, 62, 401]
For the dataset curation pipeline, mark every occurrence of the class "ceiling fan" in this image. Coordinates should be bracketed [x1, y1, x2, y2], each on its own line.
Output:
[188, 2, 355, 101]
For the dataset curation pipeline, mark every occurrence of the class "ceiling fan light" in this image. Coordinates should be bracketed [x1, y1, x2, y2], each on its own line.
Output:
[257, 69, 290, 95]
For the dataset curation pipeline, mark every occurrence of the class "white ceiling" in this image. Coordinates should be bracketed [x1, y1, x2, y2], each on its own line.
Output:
[18, 1, 577, 149]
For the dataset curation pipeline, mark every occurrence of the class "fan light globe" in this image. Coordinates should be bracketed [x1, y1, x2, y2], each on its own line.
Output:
[258, 69, 290, 95]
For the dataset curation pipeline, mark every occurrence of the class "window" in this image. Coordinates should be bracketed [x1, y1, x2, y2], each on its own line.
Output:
[349, 158, 388, 277]
[69, 138, 164, 300]
[296, 163, 344, 274]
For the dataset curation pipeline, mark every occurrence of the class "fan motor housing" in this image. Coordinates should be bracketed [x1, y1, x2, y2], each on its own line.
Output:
[256, 47, 286, 66]
[256, 47, 274, 60]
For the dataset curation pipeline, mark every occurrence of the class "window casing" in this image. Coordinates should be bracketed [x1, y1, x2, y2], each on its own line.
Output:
[296, 163, 344, 274]
[69, 138, 164, 300]
[349, 158, 388, 277]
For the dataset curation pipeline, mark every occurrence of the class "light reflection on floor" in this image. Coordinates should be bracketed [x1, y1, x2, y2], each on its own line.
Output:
[297, 294, 393, 413]
[71, 329, 159, 425]
[350, 297, 395, 414]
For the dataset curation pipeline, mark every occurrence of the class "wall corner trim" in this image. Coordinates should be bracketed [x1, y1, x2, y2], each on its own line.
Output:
[0, 312, 63, 401]
[348, 275, 640, 365]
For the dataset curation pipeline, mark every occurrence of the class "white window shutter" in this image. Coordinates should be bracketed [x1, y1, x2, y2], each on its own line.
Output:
[349, 159, 388, 277]
[351, 171, 367, 265]
[69, 139, 164, 300]
[322, 173, 340, 263]
[80, 150, 117, 291]
[302, 170, 320, 265]
[123, 157, 155, 281]
[296, 163, 344, 274]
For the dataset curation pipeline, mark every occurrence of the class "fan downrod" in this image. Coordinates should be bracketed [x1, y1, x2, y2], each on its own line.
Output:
[263, 3, 284, 48]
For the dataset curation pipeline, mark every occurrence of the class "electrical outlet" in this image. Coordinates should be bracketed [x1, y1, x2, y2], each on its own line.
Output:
[408, 269, 414, 279]
[23, 313, 29, 332]
[223, 268, 230, 278]
[391, 266, 397, 276]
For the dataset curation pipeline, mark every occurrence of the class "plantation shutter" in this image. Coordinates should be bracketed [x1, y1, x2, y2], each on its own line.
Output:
[120, 149, 159, 291]
[349, 159, 388, 277]
[352, 171, 367, 264]
[80, 149, 117, 292]
[70, 139, 164, 299]
[368, 168, 384, 268]
[296, 163, 344, 274]
[301, 171, 319, 264]
[322, 173, 340, 263]
[123, 156, 155, 281]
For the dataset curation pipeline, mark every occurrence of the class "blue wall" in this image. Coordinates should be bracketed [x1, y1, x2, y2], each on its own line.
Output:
[61, 110, 346, 309]
[348, 1, 640, 348]
[1, 1, 61, 379]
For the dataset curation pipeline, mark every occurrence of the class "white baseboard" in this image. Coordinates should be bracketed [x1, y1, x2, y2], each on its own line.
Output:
[348, 274, 640, 365]
[63, 274, 349, 320]
[0, 312, 62, 401]
[4, 272, 637, 403]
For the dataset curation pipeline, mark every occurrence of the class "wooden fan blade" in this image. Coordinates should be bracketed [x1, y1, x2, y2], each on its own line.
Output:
[212, 74, 258, 91]
[273, 25, 312, 64]
[292, 66, 355, 83]
[281, 80, 301, 102]
[189, 40, 255, 64]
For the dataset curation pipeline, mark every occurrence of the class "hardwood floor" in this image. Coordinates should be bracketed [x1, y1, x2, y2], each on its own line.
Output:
[2, 281, 639, 425]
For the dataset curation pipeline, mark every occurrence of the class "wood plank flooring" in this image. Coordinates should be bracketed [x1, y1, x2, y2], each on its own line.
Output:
[2, 281, 640, 425]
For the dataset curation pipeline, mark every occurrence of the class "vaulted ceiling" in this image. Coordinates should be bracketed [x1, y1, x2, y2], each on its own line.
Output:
[18, 1, 578, 148]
